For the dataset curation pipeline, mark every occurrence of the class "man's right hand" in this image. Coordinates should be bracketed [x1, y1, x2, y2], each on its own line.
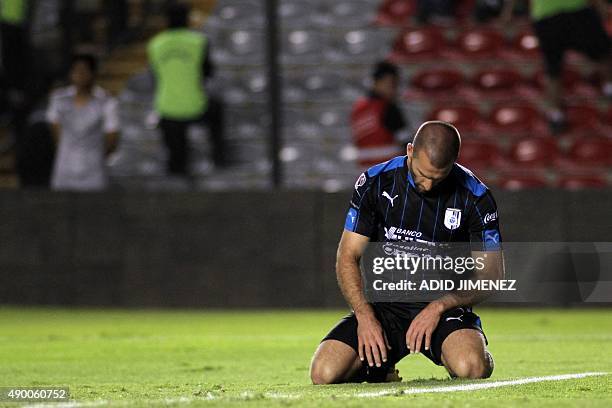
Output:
[356, 307, 391, 368]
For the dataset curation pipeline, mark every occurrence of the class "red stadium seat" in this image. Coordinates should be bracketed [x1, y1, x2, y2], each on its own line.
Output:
[565, 137, 612, 168]
[405, 69, 465, 101]
[499, 30, 540, 61]
[508, 137, 560, 168]
[488, 104, 545, 134]
[446, 28, 504, 59]
[376, 0, 416, 26]
[497, 174, 550, 190]
[457, 139, 502, 171]
[475, 68, 522, 91]
[513, 31, 540, 55]
[390, 27, 445, 62]
[558, 175, 609, 190]
[428, 105, 483, 132]
[563, 105, 603, 133]
[534, 69, 599, 99]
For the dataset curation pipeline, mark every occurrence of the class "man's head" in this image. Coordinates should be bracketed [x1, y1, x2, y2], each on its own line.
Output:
[166, 3, 190, 28]
[372, 61, 399, 100]
[69, 54, 97, 90]
[407, 121, 461, 193]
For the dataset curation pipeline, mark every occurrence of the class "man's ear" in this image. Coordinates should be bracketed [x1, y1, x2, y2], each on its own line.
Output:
[406, 143, 413, 158]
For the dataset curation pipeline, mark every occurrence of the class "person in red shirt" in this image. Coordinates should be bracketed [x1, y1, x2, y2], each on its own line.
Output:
[351, 62, 409, 168]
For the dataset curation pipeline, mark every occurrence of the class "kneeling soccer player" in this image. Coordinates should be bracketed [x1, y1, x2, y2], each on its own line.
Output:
[310, 121, 504, 384]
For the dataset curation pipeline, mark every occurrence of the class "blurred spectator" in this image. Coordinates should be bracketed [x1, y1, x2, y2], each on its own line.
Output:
[503, 0, 612, 132]
[46, 54, 120, 191]
[350, 61, 409, 168]
[0, 0, 29, 92]
[148, 3, 225, 177]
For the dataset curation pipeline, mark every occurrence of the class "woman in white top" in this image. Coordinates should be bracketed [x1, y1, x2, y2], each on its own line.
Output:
[47, 54, 120, 191]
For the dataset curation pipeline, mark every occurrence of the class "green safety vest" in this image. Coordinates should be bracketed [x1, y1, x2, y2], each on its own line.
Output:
[148, 29, 208, 120]
[531, 0, 588, 21]
[0, 0, 27, 25]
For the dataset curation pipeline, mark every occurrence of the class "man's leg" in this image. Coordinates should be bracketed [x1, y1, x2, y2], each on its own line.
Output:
[159, 118, 189, 175]
[310, 339, 363, 385]
[202, 96, 226, 167]
[440, 329, 493, 379]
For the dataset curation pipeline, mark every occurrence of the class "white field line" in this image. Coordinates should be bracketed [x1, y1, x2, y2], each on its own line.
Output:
[22, 372, 610, 406]
[356, 372, 609, 398]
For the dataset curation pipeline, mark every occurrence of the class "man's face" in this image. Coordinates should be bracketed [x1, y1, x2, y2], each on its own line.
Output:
[70, 61, 95, 89]
[407, 144, 453, 194]
[374, 74, 398, 100]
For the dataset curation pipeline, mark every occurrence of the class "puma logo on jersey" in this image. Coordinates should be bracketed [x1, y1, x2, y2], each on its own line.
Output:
[445, 316, 463, 323]
[382, 191, 399, 207]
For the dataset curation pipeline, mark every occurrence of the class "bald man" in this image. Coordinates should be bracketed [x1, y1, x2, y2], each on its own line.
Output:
[310, 121, 504, 384]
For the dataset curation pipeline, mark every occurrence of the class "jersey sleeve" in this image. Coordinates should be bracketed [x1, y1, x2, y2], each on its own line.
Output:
[466, 190, 502, 251]
[344, 172, 378, 238]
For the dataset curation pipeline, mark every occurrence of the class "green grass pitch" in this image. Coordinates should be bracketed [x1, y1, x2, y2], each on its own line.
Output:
[0, 307, 611, 407]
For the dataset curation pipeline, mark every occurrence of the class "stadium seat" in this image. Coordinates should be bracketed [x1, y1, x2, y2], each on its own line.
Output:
[534, 69, 599, 99]
[507, 137, 560, 168]
[497, 173, 550, 190]
[206, 0, 264, 30]
[375, 0, 416, 26]
[283, 72, 361, 103]
[328, 0, 378, 27]
[457, 139, 502, 171]
[513, 30, 539, 55]
[213, 30, 265, 65]
[444, 28, 504, 60]
[563, 105, 603, 133]
[474, 68, 522, 93]
[405, 68, 465, 100]
[389, 27, 445, 62]
[563, 137, 612, 169]
[427, 105, 483, 133]
[327, 29, 394, 63]
[488, 104, 545, 134]
[282, 30, 329, 64]
[558, 175, 609, 190]
[499, 30, 540, 60]
[279, 0, 318, 28]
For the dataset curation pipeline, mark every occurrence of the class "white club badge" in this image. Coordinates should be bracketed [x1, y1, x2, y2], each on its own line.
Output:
[444, 208, 462, 230]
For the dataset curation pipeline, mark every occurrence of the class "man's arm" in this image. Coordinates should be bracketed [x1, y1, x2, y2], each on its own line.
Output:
[405, 250, 505, 354]
[336, 230, 390, 368]
[103, 97, 120, 156]
[432, 250, 505, 311]
[203, 41, 214, 79]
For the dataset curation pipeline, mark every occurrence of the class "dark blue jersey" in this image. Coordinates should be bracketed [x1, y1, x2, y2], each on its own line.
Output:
[344, 156, 502, 251]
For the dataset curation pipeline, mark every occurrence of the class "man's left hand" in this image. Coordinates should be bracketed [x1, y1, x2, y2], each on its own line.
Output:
[406, 302, 443, 354]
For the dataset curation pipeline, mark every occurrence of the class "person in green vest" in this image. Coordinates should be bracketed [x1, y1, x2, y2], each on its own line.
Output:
[148, 3, 225, 176]
[1, 0, 28, 91]
[503, 0, 612, 133]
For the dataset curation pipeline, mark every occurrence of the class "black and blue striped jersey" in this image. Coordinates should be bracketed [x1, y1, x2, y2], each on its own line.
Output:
[344, 156, 502, 250]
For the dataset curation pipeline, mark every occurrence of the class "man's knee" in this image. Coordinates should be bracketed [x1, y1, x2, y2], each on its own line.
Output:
[310, 360, 341, 385]
[450, 351, 494, 379]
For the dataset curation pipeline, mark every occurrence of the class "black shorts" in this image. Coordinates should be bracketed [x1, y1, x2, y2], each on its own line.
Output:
[534, 7, 611, 77]
[322, 303, 486, 379]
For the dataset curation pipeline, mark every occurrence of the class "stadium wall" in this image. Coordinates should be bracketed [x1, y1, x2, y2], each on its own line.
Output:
[1, 190, 610, 308]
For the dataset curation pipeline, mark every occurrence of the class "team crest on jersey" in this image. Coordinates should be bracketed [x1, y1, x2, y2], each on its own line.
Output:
[444, 208, 462, 230]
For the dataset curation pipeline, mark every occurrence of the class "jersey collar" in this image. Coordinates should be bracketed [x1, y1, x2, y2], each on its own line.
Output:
[403, 156, 416, 188]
